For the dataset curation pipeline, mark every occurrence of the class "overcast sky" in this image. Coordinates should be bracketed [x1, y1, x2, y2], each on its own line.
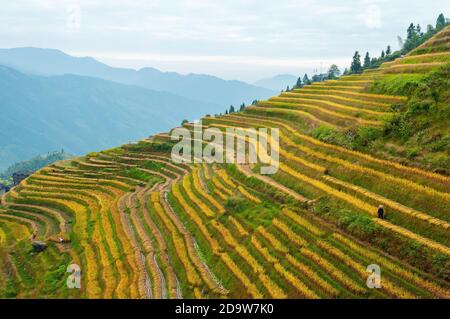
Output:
[1, 0, 449, 82]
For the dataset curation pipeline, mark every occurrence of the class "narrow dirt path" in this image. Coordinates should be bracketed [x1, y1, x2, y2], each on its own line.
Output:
[237, 164, 307, 202]
[162, 190, 228, 295]
[117, 192, 152, 299]
[139, 186, 179, 298]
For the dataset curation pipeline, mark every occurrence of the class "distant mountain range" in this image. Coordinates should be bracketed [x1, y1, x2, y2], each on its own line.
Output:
[0, 65, 222, 170]
[0, 47, 276, 107]
[0, 47, 280, 170]
[253, 74, 298, 91]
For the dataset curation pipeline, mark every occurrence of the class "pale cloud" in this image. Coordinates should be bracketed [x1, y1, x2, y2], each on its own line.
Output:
[360, 4, 383, 29]
[71, 51, 348, 68]
[0, 0, 449, 81]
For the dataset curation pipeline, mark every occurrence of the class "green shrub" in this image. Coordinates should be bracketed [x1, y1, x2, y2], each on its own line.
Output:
[224, 196, 247, 213]
[143, 160, 165, 170]
[369, 74, 425, 96]
[405, 146, 421, 159]
[431, 253, 449, 280]
[43, 264, 67, 294]
[123, 168, 151, 182]
[422, 152, 449, 169]
[4, 279, 17, 298]
[311, 125, 381, 149]
[354, 126, 382, 147]
[337, 209, 380, 238]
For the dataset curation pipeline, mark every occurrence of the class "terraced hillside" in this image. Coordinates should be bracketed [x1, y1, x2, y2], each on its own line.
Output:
[0, 26, 449, 299]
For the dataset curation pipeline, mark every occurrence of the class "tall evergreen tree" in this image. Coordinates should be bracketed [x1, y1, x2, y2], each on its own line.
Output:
[302, 74, 310, 85]
[403, 22, 422, 53]
[407, 23, 416, 40]
[436, 13, 446, 30]
[416, 24, 422, 35]
[286, 85, 290, 92]
[363, 52, 371, 68]
[381, 50, 385, 59]
[296, 77, 302, 88]
[350, 51, 362, 74]
[229, 105, 235, 113]
[386, 45, 392, 55]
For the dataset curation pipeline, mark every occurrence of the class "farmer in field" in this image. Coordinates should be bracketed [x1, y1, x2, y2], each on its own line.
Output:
[377, 205, 385, 219]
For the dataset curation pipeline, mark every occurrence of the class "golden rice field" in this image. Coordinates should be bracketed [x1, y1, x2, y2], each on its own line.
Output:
[0, 26, 449, 299]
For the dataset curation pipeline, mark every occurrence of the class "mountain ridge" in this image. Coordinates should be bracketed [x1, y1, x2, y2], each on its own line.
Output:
[0, 47, 276, 106]
[0, 64, 223, 170]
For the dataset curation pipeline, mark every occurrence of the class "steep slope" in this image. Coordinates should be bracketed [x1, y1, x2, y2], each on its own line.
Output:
[367, 26, 450, 172]
[0, 65, 221, 170]
[0, 26, 449, 299]
[0, 47, 276, 106]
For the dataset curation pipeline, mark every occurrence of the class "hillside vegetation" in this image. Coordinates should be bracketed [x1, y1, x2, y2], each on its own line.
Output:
[0, 26, 449, 299]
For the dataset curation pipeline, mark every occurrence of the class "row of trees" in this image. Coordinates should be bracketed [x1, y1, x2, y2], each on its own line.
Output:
[206, 14, 449, 119]
[289, 14, 448, 83]
[347, 45, 397, 74]
[347, 13, 448, 75]
[401, 13, 448, 53]
[188, 14, 447, 122]
[224, 103, 246, 114]
[288, 64, 341, 91]
[210, 103, 247, 117]
[181, 101, 256, 122]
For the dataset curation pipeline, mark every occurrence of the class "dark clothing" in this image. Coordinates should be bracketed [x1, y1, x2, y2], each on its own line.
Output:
[377, 207, 384, 219]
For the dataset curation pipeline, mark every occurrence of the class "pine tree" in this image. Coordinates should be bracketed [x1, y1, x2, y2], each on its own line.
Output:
[302, 74, 310, 85]
[403, 21, 425, 53]
[225, 110, 228, 115]
[296, 77, 302, 88]
[381, 50, 385, 59]
[239, 103, 245, 111]
[286, 85, 290, 92]
[407, 23, 416, 40]
[416, 24, 422, 35]
[350, 51, 362, 74]
[363, 52, 371, 69]
[229, 105, 235, 113]
[436, 13, 446, 30]
[386, 45, 391, 55]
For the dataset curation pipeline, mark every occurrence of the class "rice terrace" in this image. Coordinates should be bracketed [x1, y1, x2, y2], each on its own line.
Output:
[0, 7, 449, 302]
